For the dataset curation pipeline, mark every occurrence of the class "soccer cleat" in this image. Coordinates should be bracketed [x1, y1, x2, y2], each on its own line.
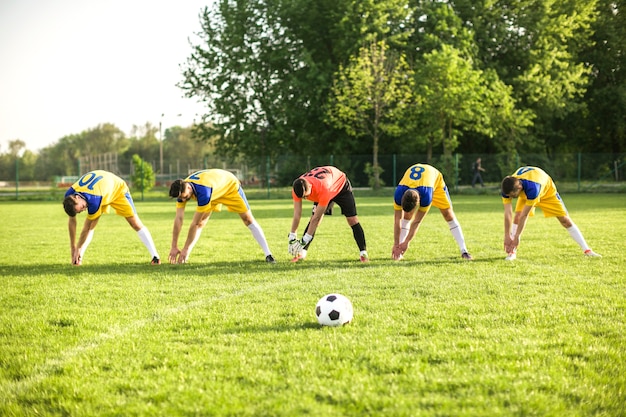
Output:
[505, 253, 517, 261]
[151, 256, 161, 265]
[359, 252, 369, 263]
[584, 249, 602, 258]
[291, 249, 307, 263]
[265, 254, 276, 264]
[461, 252, 473, 260]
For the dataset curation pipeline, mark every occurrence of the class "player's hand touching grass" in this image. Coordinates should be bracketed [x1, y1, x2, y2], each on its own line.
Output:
[168, 247, 182, 264]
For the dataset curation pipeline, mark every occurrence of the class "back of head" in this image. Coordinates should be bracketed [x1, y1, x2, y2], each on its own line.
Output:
[169, 179, 185, 199]
[501, 176, 518, 195]
[293, 178, 307, 198]
[63, 195, 77, 217]
[401, 189, 419, 212]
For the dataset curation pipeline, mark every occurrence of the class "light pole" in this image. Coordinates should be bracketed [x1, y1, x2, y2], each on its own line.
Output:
[159, 113, 165, 176]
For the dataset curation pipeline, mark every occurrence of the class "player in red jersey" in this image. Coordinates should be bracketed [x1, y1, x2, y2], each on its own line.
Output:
[289, 166, 368, 262]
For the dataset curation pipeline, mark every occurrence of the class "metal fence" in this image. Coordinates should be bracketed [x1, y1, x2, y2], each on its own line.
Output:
[1, 153, 625, 199]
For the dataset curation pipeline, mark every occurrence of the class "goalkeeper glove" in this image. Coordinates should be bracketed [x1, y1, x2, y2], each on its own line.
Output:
[288, 232, 298, 255]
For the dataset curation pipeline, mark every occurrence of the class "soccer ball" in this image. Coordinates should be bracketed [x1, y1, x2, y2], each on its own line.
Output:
[315, 293, 353, 326]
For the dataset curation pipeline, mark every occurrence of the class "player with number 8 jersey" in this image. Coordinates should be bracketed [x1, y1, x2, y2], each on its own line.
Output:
[63, 170, 161, 265]
[392, 163, 473, 261]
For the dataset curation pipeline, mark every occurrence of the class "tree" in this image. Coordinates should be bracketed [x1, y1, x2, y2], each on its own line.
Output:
[327, 40, 413, 188]
[573, 0, 626, 154]
[180, 0, 414, 164]
[450, 0, 598, 154]
[413, 45, 487, 158]
[130, 154, 155, 192]
[0, 140, 37, 181]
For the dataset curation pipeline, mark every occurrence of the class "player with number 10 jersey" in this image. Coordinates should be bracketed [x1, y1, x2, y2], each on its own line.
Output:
[63, 170, 161, 265]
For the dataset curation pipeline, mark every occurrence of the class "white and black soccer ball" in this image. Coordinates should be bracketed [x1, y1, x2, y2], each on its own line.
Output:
[315, 293, 353, 326]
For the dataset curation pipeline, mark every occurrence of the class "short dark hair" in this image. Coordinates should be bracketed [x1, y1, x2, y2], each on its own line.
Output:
[169, 179, 185, 199]
[501, 176, 519, 195]
[293, 178, 307, 198]
[401, 189, 419, 212]
[63, 195, 78, 217]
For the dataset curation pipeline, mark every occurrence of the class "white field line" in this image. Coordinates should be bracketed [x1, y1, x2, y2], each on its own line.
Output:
[1, 278, 292, 398]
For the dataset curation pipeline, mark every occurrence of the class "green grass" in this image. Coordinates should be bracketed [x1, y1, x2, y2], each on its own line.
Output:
[0, 194, 624, 416]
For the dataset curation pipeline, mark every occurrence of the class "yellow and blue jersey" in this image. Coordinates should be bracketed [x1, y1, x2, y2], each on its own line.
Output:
[501, 166, 558, 204]
[65, 170, 135, 219]
[393, 164, 451, 211]
[178, 169, 250, 213]
[502, 166, 567, 217]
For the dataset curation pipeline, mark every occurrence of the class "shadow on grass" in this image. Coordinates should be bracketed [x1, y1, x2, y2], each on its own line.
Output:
[223, 321, 323, 334]
[0, 255, 501, 279]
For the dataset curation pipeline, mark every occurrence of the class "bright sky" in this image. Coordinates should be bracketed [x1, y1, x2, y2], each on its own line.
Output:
[0, 0, 210, 152]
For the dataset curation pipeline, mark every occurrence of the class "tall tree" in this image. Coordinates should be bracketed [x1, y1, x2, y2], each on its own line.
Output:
[451, 0, 598, 154]
[413, 44, 487, 158]
[573, 0, 626, 154]
[130, 154, 155, 192]
[180, 0, 413, 164]
[327, 40, 414, 188]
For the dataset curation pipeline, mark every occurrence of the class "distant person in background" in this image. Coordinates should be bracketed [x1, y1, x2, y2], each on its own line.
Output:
[168, 169, 275, 264]
[500, 166, 601, 260]
[472, 157, 486, 187]
[63, 170, 161, 265]
[289, 166, 368, 263]
[392, 163, 473, 261]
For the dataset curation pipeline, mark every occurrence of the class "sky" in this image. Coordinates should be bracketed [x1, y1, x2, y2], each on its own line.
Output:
[0, 0, 211, 152]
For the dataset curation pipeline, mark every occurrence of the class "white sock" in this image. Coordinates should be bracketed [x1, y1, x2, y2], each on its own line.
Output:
[567, 224, 590, 251]
[448, 219, 468, 253]
[137, 227, 159, 258]
[79, 229, 94, 258]
[248, 222, 271, 256]
[399, 219, 410, 243]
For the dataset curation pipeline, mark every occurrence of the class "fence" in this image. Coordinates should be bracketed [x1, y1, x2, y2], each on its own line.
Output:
[1, 153, 624, 200]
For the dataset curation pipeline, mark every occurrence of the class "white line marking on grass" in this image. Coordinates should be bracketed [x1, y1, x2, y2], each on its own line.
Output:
[1, 277, 299, 398]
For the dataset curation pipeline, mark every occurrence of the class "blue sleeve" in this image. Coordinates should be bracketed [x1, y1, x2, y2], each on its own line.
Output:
[191, 183, 213, 207]
[394, 185, 433, 207]
[520, 179, 541, 200]
[393, 185, 409, 206]
[417, 186, 433, 207]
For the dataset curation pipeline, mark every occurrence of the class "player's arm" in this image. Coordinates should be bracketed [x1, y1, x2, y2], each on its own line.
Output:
[393, 209, 402, 245]
[392, 209, 404, 259]
[169, 206, 186, 263]
[504, 205, 533, 253]
[399, 209, 427, 252]
[303, 203, 326, 238]
[290, 199, 303, 234]
[179, 211, 211, 263]
[503, 200, 515, 252]
[68, 216, 78, 262]
[503, 201, 514, 237]
[74, 217, 99, 264]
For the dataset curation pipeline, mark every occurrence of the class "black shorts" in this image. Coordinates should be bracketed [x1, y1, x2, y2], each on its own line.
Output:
[313, 180, 357, 217]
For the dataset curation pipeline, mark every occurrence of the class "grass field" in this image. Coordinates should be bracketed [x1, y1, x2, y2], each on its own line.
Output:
[0, 193, 624, 416]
